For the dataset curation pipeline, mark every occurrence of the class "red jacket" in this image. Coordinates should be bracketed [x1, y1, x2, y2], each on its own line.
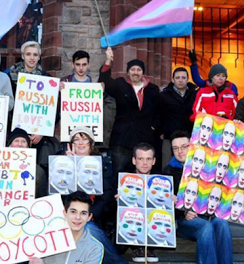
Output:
[190, 83, 238, 121]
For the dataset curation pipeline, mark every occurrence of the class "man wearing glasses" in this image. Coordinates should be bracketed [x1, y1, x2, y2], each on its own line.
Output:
[163, 130, 233, 264]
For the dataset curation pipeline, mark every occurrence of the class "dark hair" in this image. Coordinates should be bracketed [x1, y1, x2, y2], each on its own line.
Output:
[64, 191, 93, 214]
[133, 142, 155, 158]
[70, 132, 99, 155]
[72, 50, 90, 63]
[170, 130, 191, 142]
[172, 67, 189, 78]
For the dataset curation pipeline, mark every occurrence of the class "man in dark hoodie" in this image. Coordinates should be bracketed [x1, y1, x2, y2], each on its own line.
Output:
[98, 47, 160, 187]
[158, 67, 197, 168]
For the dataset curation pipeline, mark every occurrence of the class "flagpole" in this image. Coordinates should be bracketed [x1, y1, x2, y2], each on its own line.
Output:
[94, 0, 110, 47]
[190, 34, 193, 52]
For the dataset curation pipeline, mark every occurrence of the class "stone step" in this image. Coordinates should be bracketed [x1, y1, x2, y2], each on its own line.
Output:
[125, 251, 244, 263]
[123, 223, 244, 263]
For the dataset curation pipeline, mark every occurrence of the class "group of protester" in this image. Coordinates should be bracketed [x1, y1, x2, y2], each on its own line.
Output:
[0, 40, 242, 264]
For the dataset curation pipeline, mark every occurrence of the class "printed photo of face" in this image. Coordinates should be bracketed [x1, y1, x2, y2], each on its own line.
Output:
[191, 148, 206, 177]
[207, 187, 222, 215]
[222, 122, 236, 151]
[119, 209, 144, 243]
[148, 211, 173, 244]
[238, 161, 244, 189]
[147, 176, 172, 208]
[230, 192, 244, 222]
[77, 156, 102, 193]
[120, 174, 144, 207]
[199, 116, 213, 145]
[215, 154, 229, 184]
[184, 180, 198, 210]
[50, 156, 75, 193]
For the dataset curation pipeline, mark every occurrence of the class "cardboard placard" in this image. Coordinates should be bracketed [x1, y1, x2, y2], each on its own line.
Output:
[117, 173, 176, 247]
[12, 73, 60, 137]
[61, 83, 103, 142]
[0, 194, 76, 263]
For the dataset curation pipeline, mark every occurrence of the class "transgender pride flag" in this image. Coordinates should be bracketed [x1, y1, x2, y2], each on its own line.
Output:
[101, 0, 194, 48]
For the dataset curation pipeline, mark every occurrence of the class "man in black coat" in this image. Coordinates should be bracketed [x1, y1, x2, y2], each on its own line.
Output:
[99, 48, 160, 187]
[158, 67, 198, 168]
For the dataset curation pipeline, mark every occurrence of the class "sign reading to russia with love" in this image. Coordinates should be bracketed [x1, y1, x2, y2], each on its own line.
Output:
[61, 83, 103, 142]
[12, 73, 60, 137]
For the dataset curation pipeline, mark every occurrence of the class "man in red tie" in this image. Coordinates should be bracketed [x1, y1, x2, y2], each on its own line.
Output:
[99, 48, 160, 189]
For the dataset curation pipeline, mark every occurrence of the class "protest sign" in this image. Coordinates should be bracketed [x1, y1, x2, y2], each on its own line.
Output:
[117, 173, 176, 247]
[12, 73, 60, 137]
[61, 83, 103, 142]
[0, 96, 9, 147]
[0, 147, 36, 207]
[176, 113, 244, 224]
[49, 155, 103, 195]
[0, 194, 76, 263]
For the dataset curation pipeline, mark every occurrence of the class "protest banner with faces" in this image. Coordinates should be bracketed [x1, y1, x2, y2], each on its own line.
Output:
[117, 173, 176, 247]
[176, 113, 244, 225]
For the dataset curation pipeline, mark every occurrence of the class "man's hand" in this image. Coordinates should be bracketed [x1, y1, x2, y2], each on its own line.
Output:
[105, 47, 114, 65]
[29, 135, 43, 145]
[189, 49, 197, 64]
[171, 194, 177, 204]
[185, 211, 198, 221]
[59, 81, 65, 91]
[29, 257, 45, 264]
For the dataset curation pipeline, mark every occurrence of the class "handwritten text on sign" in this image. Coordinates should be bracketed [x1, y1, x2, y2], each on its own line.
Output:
[0, 194, 76, 263]
[12, 73, 60, 137]
[61, 83, 103, 142]
[0, 147, 36, 207]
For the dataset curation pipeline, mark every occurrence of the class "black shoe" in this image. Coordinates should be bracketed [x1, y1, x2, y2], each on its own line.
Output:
[147, 249, 159, 263]
[132, 247, 145, 263]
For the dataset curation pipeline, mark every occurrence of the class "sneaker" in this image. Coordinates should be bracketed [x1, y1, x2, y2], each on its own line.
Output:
[132, 247, 146, 263]
[147, 249, 159, 263]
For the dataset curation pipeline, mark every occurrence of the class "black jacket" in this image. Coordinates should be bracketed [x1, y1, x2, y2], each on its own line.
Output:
[163, 162, 184, 220]
[98, 67, 160, 149]
[158, 82, 197, 139]
[235, 97, 244, 122]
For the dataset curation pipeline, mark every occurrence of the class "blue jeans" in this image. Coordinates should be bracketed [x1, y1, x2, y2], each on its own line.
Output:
[87, 221, 129, 264]
[177, 216, 233, 264]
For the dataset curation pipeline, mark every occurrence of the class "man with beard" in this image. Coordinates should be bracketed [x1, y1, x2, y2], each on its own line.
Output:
[99, 48, 159, 187]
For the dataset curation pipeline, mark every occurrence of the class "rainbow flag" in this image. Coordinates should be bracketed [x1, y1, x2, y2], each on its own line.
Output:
[101, 0, 194, 48]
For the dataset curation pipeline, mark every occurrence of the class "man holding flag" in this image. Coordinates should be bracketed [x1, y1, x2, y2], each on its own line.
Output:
[98, 48, 160, 189]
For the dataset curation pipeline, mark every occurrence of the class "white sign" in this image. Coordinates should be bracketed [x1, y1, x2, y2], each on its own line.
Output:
[0, 194, 76, 263]
[49, 155, 103, 195]
[61, 83, 103, 142]
[0, 147, 36, 207]
[12, 73, 60, 137]
[0, 96, 9, 147]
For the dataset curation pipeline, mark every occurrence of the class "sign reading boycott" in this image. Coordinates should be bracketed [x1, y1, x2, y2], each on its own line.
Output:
[0, 194, 76, 263]
[0, 96, 9, 147]
[61, 83, 103, 142]
[12, 73, 60, 137]
[0, 147, 36, 207]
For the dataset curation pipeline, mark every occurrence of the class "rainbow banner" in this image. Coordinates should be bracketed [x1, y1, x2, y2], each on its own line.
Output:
[176, 113, 244, 224]
[101, 0, 194, 48]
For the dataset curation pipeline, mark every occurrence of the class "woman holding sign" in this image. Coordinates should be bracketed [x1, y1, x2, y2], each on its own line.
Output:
[65, 126, 127, 264]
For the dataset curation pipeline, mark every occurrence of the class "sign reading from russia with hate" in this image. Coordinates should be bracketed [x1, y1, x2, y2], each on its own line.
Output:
[12, 73, 60, 137]
[61, 83, 103, 142]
